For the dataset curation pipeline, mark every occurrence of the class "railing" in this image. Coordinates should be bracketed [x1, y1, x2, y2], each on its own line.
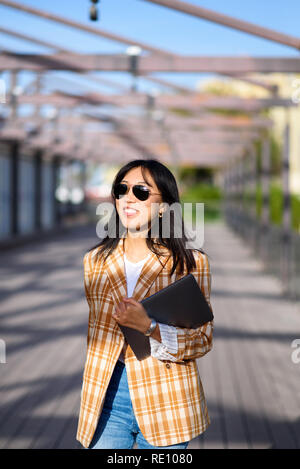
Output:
[224, 201, 300, 301]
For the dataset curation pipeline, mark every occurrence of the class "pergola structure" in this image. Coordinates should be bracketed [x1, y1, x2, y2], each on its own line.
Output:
[0, 0, 299, 298]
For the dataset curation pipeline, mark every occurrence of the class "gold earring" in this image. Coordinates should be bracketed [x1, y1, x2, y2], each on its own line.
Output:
[159, 211, 163, 218]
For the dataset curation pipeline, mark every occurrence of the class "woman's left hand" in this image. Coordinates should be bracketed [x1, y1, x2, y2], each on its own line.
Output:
[112, 297, 151, 334]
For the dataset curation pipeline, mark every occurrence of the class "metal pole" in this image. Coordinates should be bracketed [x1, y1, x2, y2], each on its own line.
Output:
[222, 165, 228, 223]
[228, 162, 234, 226]
[260, 135, 271, 265]
[33, 72, 42, 121]
[10, 141, 19, 235]
[261, 136, 271, 229]
[52, 155, 62, 226]
[34, 150, 42, 230]
[10, 70, 18, 121]
[246, 144, 257, 247]
[250, 143, 258, 248]
[233, 159, 240, 231]
[282, 121, 291, 233]
[281, 118, 292, 294]
[246, 144, 256, 220]
[240, 154, 247, 236]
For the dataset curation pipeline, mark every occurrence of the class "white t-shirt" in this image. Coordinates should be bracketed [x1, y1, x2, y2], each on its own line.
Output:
[118, 252, 178, 363]
[124, 252, 151, 298]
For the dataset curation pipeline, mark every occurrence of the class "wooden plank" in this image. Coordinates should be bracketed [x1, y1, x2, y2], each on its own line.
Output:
[196, 347, 227, 448]
[240, 283, 300, 448]
[1, 222, 299, 449]
[1, 53, 300, 73]
[143, 0, 300, 51]
[203, 223, 300, 449]
[0, 229, 92, 449]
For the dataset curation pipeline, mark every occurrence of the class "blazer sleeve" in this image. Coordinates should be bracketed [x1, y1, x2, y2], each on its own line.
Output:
[162, 251, 214, 363]
[83, 251, 95, 347]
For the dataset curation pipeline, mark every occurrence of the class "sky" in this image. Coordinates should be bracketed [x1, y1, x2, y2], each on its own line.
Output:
[0, 0, 300, 97]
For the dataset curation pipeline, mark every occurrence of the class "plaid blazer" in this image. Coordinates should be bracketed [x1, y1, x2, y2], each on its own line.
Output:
[76, 234, 214, 448]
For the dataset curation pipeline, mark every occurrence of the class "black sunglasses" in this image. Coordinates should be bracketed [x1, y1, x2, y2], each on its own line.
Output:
[113, 183, 160, 201]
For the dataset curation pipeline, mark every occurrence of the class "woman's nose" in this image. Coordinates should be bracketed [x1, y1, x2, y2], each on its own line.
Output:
[125, 187, 137, 200]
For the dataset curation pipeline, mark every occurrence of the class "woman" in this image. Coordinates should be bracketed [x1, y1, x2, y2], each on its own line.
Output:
[76, 159, 214, 449]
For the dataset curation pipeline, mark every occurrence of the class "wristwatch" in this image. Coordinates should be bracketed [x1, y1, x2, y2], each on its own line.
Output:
[144, 318, 157, 336]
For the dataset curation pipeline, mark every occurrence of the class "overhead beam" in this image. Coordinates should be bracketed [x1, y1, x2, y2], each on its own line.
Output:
[0, 117, 246, 166]
[168, 130, 259, 143]
[0, 26, 131, 92]
[142, 0, 300, 51]
[166, 143, 248, 154]
[1, 52, 300, 74]
[107, 93, 295, 110]
[0, 2, 282, 94]
[45, 72, 129, 94]
[0, 27, 128, 93]
[0, 0, 177, 57]
[220, 72, 278, 95]
[164, 114, 273, 129]
[0, 24, 284, 95]
[139, 74, 193, 94]
[0, 27, 194, 93]
[0, 26, 69, 53]
[99, 131, 249, 153]
[17, 91, 295, 111]
[12, 114, 263, 143]
[17, 92, 80, 107]
[0, 45, 272, 96]
[124, 129, 260, 143]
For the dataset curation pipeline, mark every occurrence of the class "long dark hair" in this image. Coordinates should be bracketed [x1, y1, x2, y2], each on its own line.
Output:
[88, 159, 206, 276]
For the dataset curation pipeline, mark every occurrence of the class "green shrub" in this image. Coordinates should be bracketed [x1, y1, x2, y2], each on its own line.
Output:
[179, 181, 300, 231]
[256, 182, 300, 232]
[180, 183, 223, 222]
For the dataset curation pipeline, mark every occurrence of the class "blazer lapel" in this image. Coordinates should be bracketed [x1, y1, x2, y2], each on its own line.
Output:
[105, 235, 171, 307]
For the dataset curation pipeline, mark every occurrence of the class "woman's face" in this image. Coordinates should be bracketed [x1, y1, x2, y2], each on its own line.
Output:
[115, 166, 163, 234]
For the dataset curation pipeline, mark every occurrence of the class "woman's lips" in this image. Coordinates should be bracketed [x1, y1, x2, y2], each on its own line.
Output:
[123, 207, 139, 217]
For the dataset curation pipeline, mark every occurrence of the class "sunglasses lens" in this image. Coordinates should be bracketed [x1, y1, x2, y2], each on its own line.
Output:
[113, 183, 128, 199]
[133, 185, 150, 201]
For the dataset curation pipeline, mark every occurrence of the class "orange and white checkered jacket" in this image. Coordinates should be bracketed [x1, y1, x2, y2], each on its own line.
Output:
[76, 235, 214, 448]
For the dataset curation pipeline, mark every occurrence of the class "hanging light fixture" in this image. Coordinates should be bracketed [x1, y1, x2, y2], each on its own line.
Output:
[89, 0, 100, 21]
[126, 46, 142, 93]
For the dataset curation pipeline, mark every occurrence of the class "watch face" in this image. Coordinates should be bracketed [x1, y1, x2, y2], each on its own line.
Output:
[145, 319, 156, 336]
[150, 321, 156, 334]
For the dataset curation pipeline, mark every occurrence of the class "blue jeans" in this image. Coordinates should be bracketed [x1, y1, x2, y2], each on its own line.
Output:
[88, 360, 190, 449]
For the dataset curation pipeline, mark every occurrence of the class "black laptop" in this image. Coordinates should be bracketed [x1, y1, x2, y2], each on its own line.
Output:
[118, 273, 214, 361]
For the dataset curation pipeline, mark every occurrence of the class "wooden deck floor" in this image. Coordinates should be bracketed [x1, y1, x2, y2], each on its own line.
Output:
[0, 221, 299, 449]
